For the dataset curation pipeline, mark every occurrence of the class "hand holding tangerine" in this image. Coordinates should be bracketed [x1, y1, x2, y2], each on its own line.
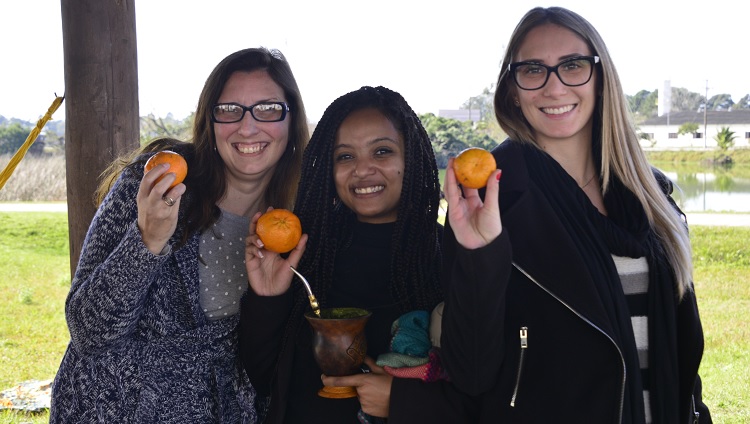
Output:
[144, 150, 188, 189]
[453, 147, 497, 189]
[256, 209, 303, 254]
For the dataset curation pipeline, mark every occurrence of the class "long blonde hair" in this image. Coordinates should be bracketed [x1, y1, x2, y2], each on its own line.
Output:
[494, 7, 693, 298]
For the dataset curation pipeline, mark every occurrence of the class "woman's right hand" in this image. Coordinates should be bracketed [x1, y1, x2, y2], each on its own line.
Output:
[245, 209, 308, 296]
[444, 157, 503, 249]
[137, 163, 186, 255]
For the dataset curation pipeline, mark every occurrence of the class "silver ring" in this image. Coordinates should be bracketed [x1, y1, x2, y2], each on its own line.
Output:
[162, 196, 176, 207]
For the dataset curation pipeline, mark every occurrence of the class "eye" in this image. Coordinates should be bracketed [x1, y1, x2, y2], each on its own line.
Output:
[334, 152, 354, 162]
[519, 63, 544, 76]
[254, 103, 282, 112]
[217, 104, 241, 113]
[561, 59, 585, 72]
[374, 146, 394, 156]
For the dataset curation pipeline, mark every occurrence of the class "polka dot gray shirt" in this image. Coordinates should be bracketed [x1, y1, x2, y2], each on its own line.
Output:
[199, 209, 249, 320]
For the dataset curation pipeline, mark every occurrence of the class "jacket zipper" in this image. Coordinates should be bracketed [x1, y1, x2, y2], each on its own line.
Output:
[691, 395, 700, 423]
[512, 262, 626, 424]
[510, 326, 528, 407]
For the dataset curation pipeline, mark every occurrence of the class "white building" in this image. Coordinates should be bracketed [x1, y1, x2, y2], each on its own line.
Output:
[438, 109, 482, 123]
[638, 110, 750, 149]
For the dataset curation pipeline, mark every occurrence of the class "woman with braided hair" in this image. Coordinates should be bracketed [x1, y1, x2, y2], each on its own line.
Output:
[239, 86, 476, 423]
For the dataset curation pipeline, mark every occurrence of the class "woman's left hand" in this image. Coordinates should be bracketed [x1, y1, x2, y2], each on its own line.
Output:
[321, 357, 393, 418]
[245, 209, 308, 296]
[444, 157, 502, 249]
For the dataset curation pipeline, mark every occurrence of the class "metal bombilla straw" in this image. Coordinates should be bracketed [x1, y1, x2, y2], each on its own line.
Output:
[290, 266, 321, 317]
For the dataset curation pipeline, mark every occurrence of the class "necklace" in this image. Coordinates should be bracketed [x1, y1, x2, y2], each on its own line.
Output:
[580, 173, 597, 189]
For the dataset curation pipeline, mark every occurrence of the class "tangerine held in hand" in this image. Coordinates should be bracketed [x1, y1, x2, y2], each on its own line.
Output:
[453, 147, 497, 189]
[256, 209, 303, 254]
[144, 150, 188, 189]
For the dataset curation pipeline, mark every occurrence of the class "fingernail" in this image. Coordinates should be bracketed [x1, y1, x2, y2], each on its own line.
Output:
[496, 170, 502, 181]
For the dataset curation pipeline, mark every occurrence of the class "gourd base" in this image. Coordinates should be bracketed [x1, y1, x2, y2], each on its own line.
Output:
[318, 385, 357, 399]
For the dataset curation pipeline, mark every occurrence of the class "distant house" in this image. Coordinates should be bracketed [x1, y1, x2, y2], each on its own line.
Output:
[438, 109, 481, 123]
[638, 110, 750, 149]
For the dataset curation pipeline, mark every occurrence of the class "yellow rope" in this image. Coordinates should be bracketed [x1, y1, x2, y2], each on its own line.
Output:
[0, 95, 65, 190]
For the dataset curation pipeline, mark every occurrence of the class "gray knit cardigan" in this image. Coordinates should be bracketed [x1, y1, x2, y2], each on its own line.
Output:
[50, 165, 257, 423]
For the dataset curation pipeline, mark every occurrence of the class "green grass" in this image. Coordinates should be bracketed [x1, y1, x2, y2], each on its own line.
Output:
[690, 227, 750, 422]
[0, 212, 70, 424]
[0, 213, 748, 422]
[645, 148, 750, 165]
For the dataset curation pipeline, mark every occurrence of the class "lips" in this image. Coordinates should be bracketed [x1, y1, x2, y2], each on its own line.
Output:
[234, 142, 268, 154]
[353, 185, 384, 194]
[540, 104, 575, 115]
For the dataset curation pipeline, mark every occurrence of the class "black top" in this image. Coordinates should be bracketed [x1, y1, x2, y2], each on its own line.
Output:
[284, 221, 402, 424]
[240, 221, 477, 424]
[439, 140, 711, 423]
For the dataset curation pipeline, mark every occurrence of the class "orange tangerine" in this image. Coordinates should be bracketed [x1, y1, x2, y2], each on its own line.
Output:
[144, 150, 188, 189]
[256, 209, 303, 254]
[453, 147, 496, 189]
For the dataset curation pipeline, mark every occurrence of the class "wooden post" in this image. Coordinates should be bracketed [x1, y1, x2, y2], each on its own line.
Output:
[61, 0, 140, 276]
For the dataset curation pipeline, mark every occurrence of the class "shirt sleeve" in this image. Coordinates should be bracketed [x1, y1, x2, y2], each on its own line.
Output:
[65, 168, 171, 355]
[439, 220, 513, 396]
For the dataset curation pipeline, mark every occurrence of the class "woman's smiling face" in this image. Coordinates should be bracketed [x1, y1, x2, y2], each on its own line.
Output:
[514, 23, 597, 148]
[332, 108, 405, 224]
[213, 70, 290, 183]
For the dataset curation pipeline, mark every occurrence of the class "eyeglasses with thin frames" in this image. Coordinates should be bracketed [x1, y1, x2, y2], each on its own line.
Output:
[509, 56, 600, 91]
[211, 101, 289, 123]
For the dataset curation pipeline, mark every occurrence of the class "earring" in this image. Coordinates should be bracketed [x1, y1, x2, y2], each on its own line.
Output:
[514, 99, 520, 107]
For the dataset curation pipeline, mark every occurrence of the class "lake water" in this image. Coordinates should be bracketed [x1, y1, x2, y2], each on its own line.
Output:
[659, 167, 750, 213]
[440, 165, 750, 213]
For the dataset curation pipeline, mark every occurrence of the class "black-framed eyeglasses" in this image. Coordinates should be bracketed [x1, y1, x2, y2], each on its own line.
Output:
[509, 56, 600, 91]
[211, 101, 289, 123]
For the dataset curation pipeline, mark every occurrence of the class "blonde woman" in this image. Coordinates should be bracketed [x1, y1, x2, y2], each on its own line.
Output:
[441, 7, 711, 423]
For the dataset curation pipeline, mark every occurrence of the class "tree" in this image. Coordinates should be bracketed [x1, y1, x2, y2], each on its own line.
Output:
[714, 126, 736, 152]
[677, 122, 700, 136]
[460, 86, 507, 142]
[420, 113, 499, 168]
[736, 94, 750, 110]
[627, 89, 658, 118]
[628, 89, 653, 115]
[0, 122, 32, 155]
[461, 87, 494, 122]
[708, 94, 734, 111]
[670, 87, 704, 112]
[140, 113, 194, 144]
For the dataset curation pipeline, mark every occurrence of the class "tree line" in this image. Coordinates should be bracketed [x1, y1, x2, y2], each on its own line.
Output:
[628, 87, 750, 120]
[2, 86, 748, 159]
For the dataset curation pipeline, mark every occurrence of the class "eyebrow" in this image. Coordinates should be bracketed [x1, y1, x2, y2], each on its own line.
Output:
[333, 136, 400, 151]
[216, 97, 284, 104]
[516, 53, 591, 64]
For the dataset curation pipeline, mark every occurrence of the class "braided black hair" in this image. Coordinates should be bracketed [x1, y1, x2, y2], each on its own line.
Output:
[293, 86, 443, 314]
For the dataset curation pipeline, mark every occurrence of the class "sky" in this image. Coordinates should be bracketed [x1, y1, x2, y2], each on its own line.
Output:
[1, 0, 748, 124]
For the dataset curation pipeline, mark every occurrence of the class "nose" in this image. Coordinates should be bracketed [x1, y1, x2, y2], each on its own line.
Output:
[237, 112, 260, 136]
[543, 70, 567, 94]
[353, 158, 374, 177]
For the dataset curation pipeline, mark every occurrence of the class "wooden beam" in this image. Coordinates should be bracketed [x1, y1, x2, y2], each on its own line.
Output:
[61, 0, 139, 275]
